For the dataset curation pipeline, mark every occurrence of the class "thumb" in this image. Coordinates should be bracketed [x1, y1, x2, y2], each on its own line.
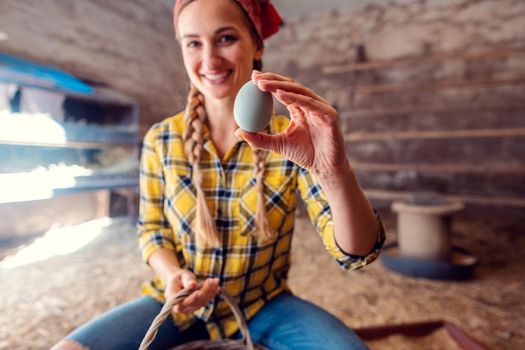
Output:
[181, 272, 197, 290]
[235, 129, 285, 154]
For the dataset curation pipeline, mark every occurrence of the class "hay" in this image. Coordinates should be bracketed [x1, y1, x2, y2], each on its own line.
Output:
[0, 213, 523, 349]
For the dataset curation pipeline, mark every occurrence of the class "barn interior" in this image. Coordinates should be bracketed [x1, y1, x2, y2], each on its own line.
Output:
[1, 1, 524, 349]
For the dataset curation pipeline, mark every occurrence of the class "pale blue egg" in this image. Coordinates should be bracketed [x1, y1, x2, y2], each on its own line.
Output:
[234, 80, 273, 133]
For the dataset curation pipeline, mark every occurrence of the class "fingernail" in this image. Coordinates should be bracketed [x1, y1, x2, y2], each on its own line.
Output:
[257, 80, 269, 90]
[252, 70, 261, 74]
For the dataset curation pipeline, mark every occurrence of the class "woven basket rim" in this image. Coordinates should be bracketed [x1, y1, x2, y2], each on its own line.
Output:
[139, 287, 261, 350]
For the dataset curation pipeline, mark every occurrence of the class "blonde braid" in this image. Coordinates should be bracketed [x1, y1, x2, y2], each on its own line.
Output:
[183, 85, 221, 248]
[253, 148, 275, 240]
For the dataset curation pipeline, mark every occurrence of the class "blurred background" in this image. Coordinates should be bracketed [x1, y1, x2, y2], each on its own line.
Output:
[0, 1, 523, 349]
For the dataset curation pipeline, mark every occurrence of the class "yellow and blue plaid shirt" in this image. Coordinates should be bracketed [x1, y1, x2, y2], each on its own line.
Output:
[137, 112, 385, 339]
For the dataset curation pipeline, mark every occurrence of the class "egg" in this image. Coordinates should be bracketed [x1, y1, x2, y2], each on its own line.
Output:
[234, 80, 273, 133]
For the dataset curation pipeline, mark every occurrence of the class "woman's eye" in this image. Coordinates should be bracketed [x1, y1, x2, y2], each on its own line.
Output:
[218, 35, 237, 44]
[186, 40, 200, 48]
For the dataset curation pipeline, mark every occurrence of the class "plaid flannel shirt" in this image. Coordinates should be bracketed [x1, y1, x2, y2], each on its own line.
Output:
[137, 112, 385, 339]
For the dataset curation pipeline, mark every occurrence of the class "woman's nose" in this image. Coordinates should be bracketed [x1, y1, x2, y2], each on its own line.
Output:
[202, 45, 222, 70]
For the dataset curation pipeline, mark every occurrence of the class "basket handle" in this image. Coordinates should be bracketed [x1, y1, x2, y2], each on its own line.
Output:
[139, 287, 255, 350]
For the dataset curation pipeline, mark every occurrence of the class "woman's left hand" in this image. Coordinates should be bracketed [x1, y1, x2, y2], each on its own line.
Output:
[235, 70, 348, 177]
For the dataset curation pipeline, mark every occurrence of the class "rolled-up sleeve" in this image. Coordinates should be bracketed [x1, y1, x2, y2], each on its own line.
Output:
[137, 124, 177, 263]
[297, 167, 386, 270]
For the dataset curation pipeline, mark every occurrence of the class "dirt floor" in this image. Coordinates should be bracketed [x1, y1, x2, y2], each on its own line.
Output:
[1, 211, 523, 349]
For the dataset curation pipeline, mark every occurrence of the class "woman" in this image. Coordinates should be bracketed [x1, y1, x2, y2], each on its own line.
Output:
[52, 0, 385, 349]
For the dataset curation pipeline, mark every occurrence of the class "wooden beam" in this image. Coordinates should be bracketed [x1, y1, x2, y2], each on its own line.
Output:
[0, 140, 128, 149]
[364, 189, 525, 208]
[352, 162, 525, 175]
[345, 128, 525, 142]
[323, 46, 525, 74]
[355, 77, 525, 94]
[339, 101, 525, 119]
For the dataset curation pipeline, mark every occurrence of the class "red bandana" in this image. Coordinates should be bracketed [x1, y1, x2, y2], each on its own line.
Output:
[174, 0, 283, 42]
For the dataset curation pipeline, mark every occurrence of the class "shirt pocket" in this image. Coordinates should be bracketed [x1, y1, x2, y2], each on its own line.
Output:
[238, 174, 294, 239]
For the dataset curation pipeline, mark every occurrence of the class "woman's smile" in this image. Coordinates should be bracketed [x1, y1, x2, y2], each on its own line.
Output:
[200, 70, 233, 85]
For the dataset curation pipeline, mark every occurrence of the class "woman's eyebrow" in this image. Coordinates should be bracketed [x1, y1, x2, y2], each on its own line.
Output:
[181, 33, 199, 40]
[215, 26, 237, 34]
[181, 26, 238, 39]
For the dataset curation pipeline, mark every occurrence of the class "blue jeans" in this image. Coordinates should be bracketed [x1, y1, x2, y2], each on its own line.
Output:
[66, 293, 368, 350]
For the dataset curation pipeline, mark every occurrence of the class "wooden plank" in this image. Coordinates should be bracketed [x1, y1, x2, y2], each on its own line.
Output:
[345, 128, 525, 142]
[356, 170, 525, 198]
[349, 87, 525, 113]
[341, 109, 525, 134]
[0, 139, 131, 149]
[323, 46, 525, 74]
[364, 189, 525, 208]
[352, 162, 525, 175]
[339, 101, 525, 119]
[355, 77, 525, 94]
[345, 137, 525, 164]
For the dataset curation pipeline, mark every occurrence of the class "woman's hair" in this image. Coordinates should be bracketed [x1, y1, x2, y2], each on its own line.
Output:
[179, 0, 274, 247]
[183, 86, 221, 247]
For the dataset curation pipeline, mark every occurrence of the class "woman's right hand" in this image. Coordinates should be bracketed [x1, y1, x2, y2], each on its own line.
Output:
[164, 269, 220, 314]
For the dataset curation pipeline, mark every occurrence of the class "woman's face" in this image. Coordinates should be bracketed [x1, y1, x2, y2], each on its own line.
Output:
[177, 0, 263, 102]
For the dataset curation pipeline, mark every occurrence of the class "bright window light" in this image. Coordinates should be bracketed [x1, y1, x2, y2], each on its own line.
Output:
[0, 111, 67, 144]
[0, 217, 113, 270]
[0, 163, 96, 203]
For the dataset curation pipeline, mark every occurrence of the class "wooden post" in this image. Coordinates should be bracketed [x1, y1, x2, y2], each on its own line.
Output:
[92, 190, 110, 219]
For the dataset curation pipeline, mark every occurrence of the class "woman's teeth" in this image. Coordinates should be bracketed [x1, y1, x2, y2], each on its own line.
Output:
[206, 73, 226, 79]
[206, 72, 228, 79]
[203, 71, 230, 82]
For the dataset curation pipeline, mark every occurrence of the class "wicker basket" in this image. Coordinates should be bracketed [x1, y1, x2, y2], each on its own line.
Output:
[139, 288, 269, 350]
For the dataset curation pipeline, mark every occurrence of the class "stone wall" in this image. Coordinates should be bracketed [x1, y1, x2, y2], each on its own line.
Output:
[263, 0, 525, 211]
[1, 0, 524, 211]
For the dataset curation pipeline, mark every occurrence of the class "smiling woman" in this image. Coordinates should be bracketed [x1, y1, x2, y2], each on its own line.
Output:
[51, 1, 385, 349]
[176, 0, 263, 102]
